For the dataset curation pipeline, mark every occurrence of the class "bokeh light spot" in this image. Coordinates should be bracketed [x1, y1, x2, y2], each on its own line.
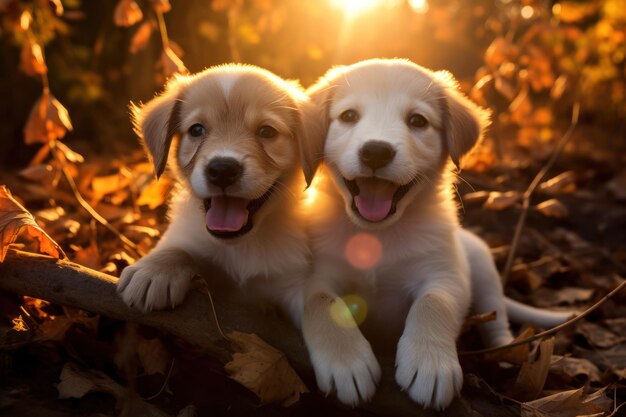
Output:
[345, 233, 382, 270]
[330, 294, 368, 328]
[409, 0, 429, 14]
[521, 5, 534, 19]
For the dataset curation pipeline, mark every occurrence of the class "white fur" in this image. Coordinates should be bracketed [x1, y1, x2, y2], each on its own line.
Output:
[300, 59, 489, 410]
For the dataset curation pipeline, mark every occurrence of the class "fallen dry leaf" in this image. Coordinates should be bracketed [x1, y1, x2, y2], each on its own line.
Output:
[137, 176, 172, 209]
[513, 337, 555, 401]
[0, 185, 66, 262]
[38, 309, 99, 342]
[136, 336, 171, 375]
[606, 170, 626, 201]
[114, 0, 143, 27]
[463, 190, 490, 204]
[532, 287, 594, 307]
[23, 90, 73, 144]
[535, 199, 569, 218]
[485, 327, 535, 365]
[576, 322, 626, 349]
[520, 386, 610, 417]
[539, 171, 576, 195]
[483, 191, 522, 211]
[225, 331, 307, 406]
[18, 164, 56, 184]
[57, 362, 126, 400]
[549, 355, 602, 384]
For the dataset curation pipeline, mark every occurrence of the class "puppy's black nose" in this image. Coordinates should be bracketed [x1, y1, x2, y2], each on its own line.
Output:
[359, 141, 396, 171]
[206, 158, 243, 188]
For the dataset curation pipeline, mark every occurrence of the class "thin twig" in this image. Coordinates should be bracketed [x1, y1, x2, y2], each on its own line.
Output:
[200, 280, 230, 342]
[51, 143, 145, 258]
[155, 10, 170, 50]
[460, 278, 626, 356]
[142, 358, 175, 401]
[501, 102, 581, 284]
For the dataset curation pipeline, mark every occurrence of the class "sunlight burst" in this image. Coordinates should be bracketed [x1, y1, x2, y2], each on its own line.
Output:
[330, 0, 385, 17]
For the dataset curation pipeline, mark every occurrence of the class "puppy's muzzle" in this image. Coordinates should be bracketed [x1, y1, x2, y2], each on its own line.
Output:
[359, 141, 396, 171]
[206, 157, 243, 189]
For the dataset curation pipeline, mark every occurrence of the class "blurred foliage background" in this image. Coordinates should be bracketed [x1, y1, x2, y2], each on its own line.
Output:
[1, 0, 625, 168]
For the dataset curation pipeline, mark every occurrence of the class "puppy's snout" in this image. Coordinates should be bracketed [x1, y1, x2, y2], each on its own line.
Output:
[206, 158, 243, 188]
[359, 141, 396, 171]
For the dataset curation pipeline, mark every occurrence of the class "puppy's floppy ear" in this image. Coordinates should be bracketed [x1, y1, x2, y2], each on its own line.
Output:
[435, 71, 490, 168]
[299, 79, 334, 187]
[130, 77, 186, 178]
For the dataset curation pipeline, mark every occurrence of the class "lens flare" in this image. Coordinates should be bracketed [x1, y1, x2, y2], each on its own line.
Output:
[345, 233, 382, 270]
[330, 294, 368, 328]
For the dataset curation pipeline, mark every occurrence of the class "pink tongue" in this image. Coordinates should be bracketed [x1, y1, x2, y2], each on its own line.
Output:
[206, 196, 249, 232]
[354, 178, 396, 222]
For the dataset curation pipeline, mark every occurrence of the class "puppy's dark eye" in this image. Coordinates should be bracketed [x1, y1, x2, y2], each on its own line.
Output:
[407, 114, 428, 128]
[257, 125, 278, 139]
[188, 123, 206, 137]
[339, 109, 359, 123]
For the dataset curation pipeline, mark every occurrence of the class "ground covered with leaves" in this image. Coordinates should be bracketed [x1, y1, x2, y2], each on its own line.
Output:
[0, 119, 624, 417]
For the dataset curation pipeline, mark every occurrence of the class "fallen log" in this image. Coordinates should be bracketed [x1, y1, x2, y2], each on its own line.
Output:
[0, 250, 479, 417]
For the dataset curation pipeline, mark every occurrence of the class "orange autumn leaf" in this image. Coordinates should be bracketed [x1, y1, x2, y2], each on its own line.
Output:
[151, 0, 171, 13]
[130, 20, 154, 54]
[20, 37, 48, 77]
[23, 91, 73, 144]
[0, 185, 66, 262]
[113, 0, 143, 27]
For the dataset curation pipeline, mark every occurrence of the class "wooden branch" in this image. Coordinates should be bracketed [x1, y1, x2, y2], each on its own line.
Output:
[0, 250, 478, 417]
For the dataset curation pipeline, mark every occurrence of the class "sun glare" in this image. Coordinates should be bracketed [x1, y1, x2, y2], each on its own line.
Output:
[331, 0, 385, 17]
[408, 0, 429, 14]
[345, 233, 383, 270]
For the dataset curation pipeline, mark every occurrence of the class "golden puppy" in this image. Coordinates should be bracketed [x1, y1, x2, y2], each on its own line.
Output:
[299, 59, 571, 410]
[117, 64, 312, 322]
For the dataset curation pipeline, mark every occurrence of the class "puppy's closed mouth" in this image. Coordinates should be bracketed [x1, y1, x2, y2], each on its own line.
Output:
[344, 177, 413, 222]
[203, 183, 277, 239]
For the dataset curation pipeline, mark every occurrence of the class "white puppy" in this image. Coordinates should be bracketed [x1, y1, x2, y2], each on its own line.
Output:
[299, 59, 571, 410]
[117, 64, 313, 322]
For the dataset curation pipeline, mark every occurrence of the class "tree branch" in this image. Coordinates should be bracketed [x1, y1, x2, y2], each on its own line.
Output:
[0, 250, 479, 417]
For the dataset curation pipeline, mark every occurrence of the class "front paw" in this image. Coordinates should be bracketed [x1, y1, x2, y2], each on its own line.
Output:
[117, 249, 196, 311]
[307, 331, 381, 406]
[395, 335, 463, 410]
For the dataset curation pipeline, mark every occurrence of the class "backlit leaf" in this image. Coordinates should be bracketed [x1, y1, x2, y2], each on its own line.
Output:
[535, 199, 569, 218]
[23, 91, 73, 144]
[521, 387, 610, 417]
[0, 185, 66, 262]
[483, 191, 522, 210]
[114, 0, 143, 27]
[19, 37, 47, 77]
[513, 338, 555, 401]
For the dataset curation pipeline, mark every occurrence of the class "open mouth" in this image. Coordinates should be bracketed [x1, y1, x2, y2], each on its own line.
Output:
[203, 183, 277, 239]
[344, 177, 414, 223]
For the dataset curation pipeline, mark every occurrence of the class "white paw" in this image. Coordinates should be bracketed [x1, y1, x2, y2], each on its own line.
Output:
[117, 250, 196, 312]
[307, 332, 381, 406]
[395, 335, 463, 410]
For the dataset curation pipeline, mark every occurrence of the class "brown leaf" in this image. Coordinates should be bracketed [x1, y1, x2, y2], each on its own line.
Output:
[225, 331, 308, 406]
[549, 355, 602, 384]
[19, 37, 47, 77]
[71, 240, 103, 271]
[57, 362, 125, 400]
[550, 75, 568, 100]
[130, 20, 154, 54]
[539, 171, 577, 195]
[114, 0, 143, 27]
[535, 199, 569, 219]
[513, 338, 555, 401]
[485, 327, 534, 365]
[151, 0, 171, 13]
[38, 309, 99, 342]
[483, 191, 522, 211]
[136, 337, 170, 375]
[576, 322, 626, 349]
[55, 141, 84, 164]
[91, 172, 131, 202]
[18, 164, 56, 183]
[606, 170, 626, 201]
[520, 387, 610, 417]
[24, 91, 73, 144]
[0, 185, 66, 262]
[575, 345, 626, 380]
[50, 0, 64, 15]
[532, 286, 594, 307]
